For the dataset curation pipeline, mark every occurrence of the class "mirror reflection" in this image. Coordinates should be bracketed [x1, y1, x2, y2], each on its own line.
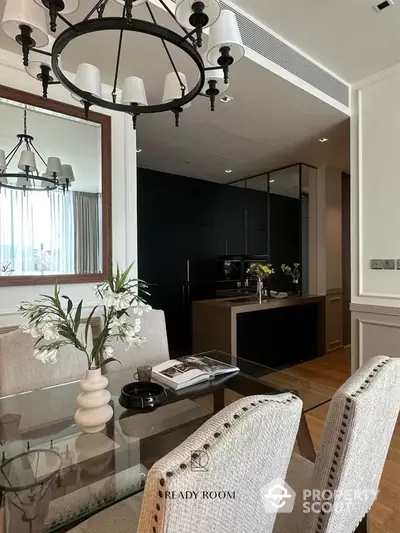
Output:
[0, 99, 102, 277]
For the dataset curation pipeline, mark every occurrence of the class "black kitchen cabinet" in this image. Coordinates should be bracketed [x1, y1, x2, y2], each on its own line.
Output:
[138, 167, 299, 351]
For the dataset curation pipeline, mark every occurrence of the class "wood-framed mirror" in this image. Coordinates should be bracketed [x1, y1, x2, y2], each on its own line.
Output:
[0, 85, 112, 286]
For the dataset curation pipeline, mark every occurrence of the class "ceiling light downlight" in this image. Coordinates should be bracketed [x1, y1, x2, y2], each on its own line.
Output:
[0, 0, 244, 129]
[319, 137, 328, 143]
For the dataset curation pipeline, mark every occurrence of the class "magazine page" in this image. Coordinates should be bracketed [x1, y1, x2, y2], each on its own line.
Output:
[179, 355, 239, 376]
[153, 360, 206, 385]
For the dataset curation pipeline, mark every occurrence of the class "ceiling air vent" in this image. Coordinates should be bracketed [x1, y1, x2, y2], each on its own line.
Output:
[373, 0, 394, 12]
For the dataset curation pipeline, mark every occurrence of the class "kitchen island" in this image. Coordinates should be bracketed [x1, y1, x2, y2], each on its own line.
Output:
[192, 295, 326, 368]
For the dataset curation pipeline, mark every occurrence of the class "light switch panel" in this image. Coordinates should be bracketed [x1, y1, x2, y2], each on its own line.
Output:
[383, 259, 395, 270]
[371, 259, 383, 270]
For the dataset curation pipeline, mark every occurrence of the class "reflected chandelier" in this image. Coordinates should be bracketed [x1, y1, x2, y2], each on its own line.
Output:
[0, 107, 75, 192]
[1, 0, 245, 128]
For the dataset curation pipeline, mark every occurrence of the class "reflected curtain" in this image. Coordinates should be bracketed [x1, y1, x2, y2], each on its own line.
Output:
[73, 191, 101, 274]
[0, 189, 75, 275]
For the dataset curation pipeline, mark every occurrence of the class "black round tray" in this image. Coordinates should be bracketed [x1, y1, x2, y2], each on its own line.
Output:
[119, 382, 167, 411]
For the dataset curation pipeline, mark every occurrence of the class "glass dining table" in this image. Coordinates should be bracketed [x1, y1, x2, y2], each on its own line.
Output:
[0, 350, 336, 533]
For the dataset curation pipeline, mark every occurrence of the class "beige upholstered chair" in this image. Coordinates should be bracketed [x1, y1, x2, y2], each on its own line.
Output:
[0, 325, 93, 397]
[69, 392, 303, 533]
[103, 309, 170, 375]
[274, 355, 400, 533]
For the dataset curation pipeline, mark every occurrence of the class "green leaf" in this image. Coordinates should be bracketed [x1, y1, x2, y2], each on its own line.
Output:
[85, 305, 98, 345]
[34, 335, 44, 347]
[118, 263, 134, 289]
[62, 295, 73, 315]
[99, 357, 121, 368]
[74, 300, 83, 333]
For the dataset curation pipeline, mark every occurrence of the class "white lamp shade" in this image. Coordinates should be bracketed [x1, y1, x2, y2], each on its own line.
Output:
[18, 150, 37, 172]
[61, 164, 75, 183]
[121, 76, 147, 106]
[112, 0, 147, 6]
[203, 54, 229, 94]
[163, 72, 191, 109]
[33, 0, 80, 15]
[206, 9, 244, 67]
[0, 150, 6, 171]
[1, 0, 49, 48]
[17, 176, 33, 188]
[175, 0, 221, 29]
[25, 35, 60, 79]
[46, 157, 62, 176]
[71, 63, 102, 102]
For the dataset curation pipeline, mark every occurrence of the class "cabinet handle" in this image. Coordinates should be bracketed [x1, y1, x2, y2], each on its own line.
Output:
[329, 297, 341, 302]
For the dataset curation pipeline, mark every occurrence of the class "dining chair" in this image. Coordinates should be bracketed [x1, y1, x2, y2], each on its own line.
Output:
[273, 355, 400, 533]
[69, 392, 303, 533]
[102, 309, 170, 375]
[0, 324, 93, 397]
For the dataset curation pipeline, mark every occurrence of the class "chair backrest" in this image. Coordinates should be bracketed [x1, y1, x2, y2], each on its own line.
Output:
[0, 325, 92, 396]
[103, 309, 170, 374]
[137, 393, 303, 533]
[303, 356, 400, 533]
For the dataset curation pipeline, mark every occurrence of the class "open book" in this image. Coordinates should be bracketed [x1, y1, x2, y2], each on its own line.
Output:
[152, 355, 239, 391]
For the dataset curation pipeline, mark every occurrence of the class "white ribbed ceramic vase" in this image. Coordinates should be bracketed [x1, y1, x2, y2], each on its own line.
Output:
[74, 369, 113, 434]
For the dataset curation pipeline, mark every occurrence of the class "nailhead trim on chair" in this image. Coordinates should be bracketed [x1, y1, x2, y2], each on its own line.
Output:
[313, 358, 390, 533]
[153, 394, 299, 532]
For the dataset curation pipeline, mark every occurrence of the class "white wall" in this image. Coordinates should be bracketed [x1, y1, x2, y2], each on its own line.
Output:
[0, 49, 137, 326]
[352, 64, 400, 307]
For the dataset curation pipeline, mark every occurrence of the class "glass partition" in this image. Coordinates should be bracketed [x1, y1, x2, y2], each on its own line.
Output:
[227, 163, 316, 296]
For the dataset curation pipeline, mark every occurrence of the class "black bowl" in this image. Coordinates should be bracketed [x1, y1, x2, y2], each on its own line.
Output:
[119, 382, 167, 411]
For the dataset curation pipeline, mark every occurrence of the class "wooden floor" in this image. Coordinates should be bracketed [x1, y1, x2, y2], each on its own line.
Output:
[290, 348, 400, 533]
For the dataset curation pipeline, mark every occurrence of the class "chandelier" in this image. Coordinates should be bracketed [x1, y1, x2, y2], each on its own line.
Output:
[0, 106, 75, 192]
[0, 0, 244, 128]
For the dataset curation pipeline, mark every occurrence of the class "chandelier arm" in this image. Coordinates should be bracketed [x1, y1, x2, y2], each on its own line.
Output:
[157, 0, 196, 46]
[146, 3, 186, 92]
[112, 7, 126, 103]
[5, 140, 23, 163]
[30, 48, 52, 57]
[56, 13, 74, 29]
[28, 141, 48, 168]
[180, 28, 197, 43]
[84, 0, 111, 21]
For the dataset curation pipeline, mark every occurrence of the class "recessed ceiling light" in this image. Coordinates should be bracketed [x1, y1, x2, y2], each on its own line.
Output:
[136, 148, 142, 153]
[319, 137, 328, 143]
[373, 0, 394, 12]
[225, 169, 233, 174]
[221, 95, 234, 104]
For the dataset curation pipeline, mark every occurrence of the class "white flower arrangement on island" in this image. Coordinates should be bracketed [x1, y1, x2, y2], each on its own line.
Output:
[18, 264, 151, 370]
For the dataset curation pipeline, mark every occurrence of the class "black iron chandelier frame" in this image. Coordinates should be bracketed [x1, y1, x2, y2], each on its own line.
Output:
[25, 0, 228, 122]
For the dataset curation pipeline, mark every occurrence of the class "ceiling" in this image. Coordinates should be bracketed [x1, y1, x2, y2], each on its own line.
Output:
[235, 0, 400, 83]
[0, 99, 101, 193]
[0, 1, 350, 184]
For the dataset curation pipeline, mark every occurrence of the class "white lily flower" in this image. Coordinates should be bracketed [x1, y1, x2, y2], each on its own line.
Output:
[41, 322, 60, 341]
[132, 303, 152, 316]
[109, 315, 126, 331]
[20, 323, 42, 339]
[103, 289, 118, 308]
[103, 345, 114, 358]
[114, 292, 132, 311]
[34, 347, 58, 364]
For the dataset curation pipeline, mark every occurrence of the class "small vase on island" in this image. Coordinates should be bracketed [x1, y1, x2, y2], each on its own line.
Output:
[257, 279, 264, 304]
